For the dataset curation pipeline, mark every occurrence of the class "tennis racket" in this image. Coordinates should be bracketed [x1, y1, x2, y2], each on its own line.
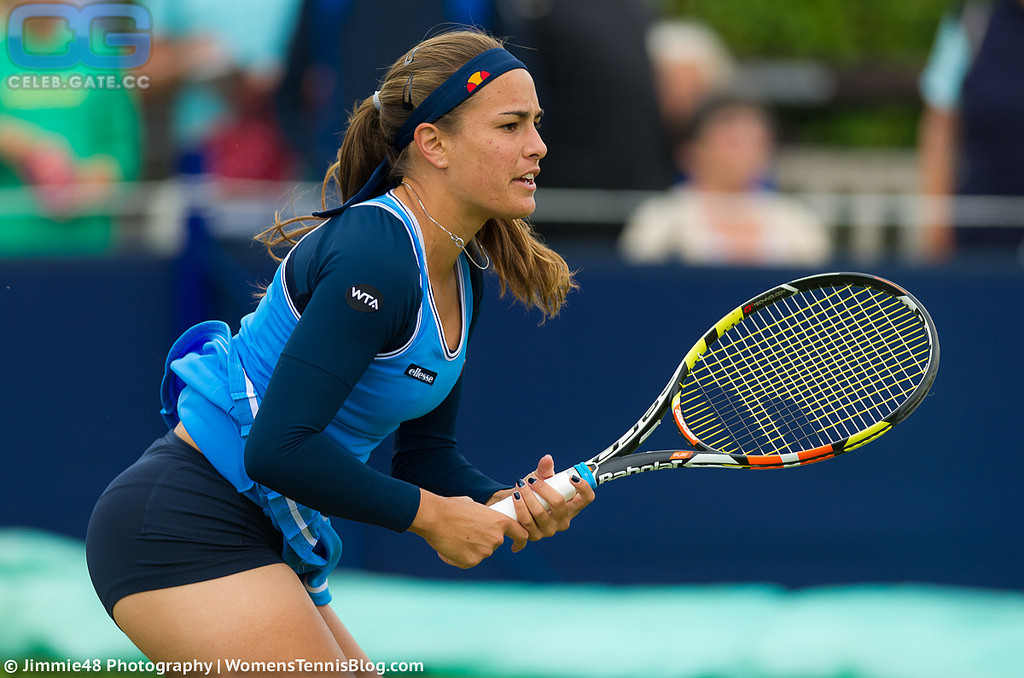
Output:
[490, 271, 939, 520]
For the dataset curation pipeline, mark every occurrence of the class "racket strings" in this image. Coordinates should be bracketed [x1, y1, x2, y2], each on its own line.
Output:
[757, 294, 921, 445]
[803, 292, 929, 423]
[677, 284, 932, 455]
[679, 289, 889, 448]
[726, 287, 928, 450]
[758, 292, 917, 431]
[725, 288, 928, 450]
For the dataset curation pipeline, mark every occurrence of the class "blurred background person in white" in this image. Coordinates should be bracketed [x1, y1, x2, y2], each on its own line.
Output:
[619, 96, 831, 267]
[646, 19, 736, 155]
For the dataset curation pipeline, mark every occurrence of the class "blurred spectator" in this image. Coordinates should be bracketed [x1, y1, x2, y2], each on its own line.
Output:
[276, 0, 492, 181]
[138, 0, 302, 180]
[646, 19, 736, 144]
[918, 0, 1024, 262]
[619, 97, 831, 267]
[492, 0, 674, 190]
[0, 7, 142, 256]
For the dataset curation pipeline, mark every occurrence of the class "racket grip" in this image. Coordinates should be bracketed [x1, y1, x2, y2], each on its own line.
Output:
[489, 463, 596, 520]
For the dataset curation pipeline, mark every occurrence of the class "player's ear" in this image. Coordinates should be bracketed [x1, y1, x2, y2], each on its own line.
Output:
[412, 123, 449, 170]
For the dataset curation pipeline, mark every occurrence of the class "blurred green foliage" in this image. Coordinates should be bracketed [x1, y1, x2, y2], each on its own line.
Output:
[662, 0, 950, 64]
[660, 0, 955, 146]
[784, 105, 924, 146]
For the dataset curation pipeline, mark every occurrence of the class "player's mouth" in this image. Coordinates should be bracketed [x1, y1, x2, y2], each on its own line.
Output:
[513, 171, 538, 190]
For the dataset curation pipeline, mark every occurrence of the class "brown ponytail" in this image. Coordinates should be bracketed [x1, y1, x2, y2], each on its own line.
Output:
[255, 28, 576, 318]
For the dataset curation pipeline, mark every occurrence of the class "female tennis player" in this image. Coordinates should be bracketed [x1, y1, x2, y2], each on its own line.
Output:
[86, 29, 594, 674]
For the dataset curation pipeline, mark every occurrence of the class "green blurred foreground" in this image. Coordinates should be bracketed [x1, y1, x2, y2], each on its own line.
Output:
[1, 529, 1021, 678]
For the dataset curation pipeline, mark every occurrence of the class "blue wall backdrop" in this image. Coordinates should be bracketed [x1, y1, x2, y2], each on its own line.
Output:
[2, 251, 1021, 590]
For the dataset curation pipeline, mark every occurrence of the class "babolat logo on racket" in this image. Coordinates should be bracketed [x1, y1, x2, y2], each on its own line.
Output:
[405, 364, 437, 385]
[596, 458, 689, 484]
[347, 284, 381, 312]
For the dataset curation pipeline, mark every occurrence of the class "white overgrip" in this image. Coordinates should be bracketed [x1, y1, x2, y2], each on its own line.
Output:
[488, 467, 589, 520]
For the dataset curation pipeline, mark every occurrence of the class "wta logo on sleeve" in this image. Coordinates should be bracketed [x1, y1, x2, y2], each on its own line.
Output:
[346, 284, 381, 312]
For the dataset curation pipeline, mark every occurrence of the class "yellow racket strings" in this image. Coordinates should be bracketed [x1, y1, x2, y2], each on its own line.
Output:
[690, 287, 926, 453]
[677, 285, 931, 455]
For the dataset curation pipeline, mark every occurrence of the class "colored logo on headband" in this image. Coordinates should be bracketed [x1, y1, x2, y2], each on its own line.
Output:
[466, 70, 490, 93]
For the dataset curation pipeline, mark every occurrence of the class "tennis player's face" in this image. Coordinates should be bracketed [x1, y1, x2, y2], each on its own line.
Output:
[446, 69, 546, 223]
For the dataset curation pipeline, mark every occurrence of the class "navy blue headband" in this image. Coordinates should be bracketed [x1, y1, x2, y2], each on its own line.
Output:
[313, 47, 527, 219]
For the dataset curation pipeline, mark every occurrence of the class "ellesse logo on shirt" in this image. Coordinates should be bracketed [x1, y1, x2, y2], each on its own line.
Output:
[405, 364, 437, 385]
[346, 284, 381, 313]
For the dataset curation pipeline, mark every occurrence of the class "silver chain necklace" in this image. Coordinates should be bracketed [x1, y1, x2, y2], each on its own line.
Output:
[401, 182, 491, 271]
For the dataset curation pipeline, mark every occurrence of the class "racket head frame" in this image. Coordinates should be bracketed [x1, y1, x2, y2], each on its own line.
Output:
[586, 272, 940, 483]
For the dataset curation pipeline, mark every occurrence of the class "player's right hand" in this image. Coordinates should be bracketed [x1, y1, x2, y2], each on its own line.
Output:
[409, 491, 529, 568]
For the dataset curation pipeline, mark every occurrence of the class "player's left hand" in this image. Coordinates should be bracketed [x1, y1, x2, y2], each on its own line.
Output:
[507, 454, 595, 548]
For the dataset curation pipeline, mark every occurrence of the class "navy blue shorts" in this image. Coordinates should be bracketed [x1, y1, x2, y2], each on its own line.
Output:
[86, 430, 284, 619]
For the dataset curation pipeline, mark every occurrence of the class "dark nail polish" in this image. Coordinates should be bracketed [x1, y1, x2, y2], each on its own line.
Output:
[571, 475, 581, 483]
[528, 477, 537, 485]
[514, 491, 521, 500]
[515, 479, 524, 488]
